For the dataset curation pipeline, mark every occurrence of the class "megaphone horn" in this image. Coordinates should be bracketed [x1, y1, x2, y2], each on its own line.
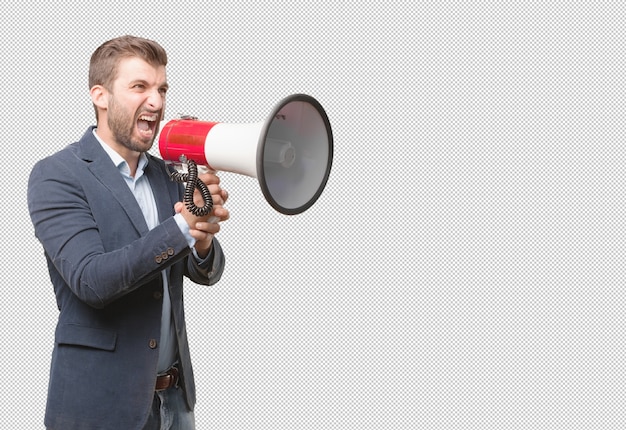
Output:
[159, 94, 333, 215]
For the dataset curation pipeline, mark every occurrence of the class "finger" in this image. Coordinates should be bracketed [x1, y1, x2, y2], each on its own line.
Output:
[206, 186, 227, 206]
[189, 228, 214, 242]
[209, 194, 223, 207]
[193, 221, 221, 235]
[198, 172, 220, 185]
[212, 206, 230, 221]
[207, 183, 223, 195]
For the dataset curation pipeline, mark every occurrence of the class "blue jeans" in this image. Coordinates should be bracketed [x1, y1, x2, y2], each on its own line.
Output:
[142, 386, 195, 430]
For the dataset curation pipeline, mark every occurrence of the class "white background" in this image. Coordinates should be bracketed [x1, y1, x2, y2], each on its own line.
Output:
[1, 1, 626, 428]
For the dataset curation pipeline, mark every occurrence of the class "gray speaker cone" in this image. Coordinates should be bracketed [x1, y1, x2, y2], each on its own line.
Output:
[257, 94, 333, 215]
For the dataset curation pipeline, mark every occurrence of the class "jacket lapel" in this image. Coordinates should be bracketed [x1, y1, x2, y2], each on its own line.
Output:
[78, 128, 150, 236]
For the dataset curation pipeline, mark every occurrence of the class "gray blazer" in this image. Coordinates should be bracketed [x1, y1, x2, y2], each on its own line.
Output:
[28, 127, 225, 429]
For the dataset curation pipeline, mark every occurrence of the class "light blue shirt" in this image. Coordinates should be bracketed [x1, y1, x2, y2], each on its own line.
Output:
[94, 130, 193, 372]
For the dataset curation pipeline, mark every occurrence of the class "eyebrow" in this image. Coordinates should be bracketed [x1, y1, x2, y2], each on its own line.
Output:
[129, 79, 169, 90]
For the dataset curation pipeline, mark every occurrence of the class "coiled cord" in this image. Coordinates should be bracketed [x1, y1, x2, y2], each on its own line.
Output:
[169, 159, 214, 217]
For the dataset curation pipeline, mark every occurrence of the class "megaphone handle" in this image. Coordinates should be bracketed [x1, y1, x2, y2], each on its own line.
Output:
[197, 165, 221, 223]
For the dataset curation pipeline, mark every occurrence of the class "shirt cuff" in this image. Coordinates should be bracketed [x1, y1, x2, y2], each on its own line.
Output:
[191, 247, 214, 264]
[174, 213, 196, 248]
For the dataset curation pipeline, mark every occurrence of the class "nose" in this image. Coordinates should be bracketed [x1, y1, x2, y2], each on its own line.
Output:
[146, 88, 164, 110]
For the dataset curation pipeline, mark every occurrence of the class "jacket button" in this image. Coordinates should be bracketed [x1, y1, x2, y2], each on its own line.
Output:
[155, 255, 162, 264]
[167, 247, 175, 256]
[161, 251, 169, 260]
[149, 339, 158, 349]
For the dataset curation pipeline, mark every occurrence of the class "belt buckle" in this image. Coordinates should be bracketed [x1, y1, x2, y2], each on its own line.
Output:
[156, 365, 179, 391]
[169, 365, 180, 388]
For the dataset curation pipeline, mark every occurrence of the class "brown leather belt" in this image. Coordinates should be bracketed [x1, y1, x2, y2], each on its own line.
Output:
[155, 365, 179, 391]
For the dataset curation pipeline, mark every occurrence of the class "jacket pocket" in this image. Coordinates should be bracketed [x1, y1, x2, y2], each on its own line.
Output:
[56, 323, 117, 351]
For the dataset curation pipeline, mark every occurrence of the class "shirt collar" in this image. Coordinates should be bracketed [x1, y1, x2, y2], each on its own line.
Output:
[92, 128, 149, 177]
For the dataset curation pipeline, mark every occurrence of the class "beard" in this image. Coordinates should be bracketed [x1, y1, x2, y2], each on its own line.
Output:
[107, 97, 156, 153]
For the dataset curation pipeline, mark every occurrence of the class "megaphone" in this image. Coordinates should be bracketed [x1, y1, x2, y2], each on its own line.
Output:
[158, 93, 333, 215]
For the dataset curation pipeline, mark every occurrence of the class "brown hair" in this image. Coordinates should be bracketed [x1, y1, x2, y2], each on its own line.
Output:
[89, 35, 168, 119]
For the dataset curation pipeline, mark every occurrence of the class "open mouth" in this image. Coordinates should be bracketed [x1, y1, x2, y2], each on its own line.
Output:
[137, 113, 159, 138]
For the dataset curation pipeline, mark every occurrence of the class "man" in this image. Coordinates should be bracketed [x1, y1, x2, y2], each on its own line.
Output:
[28, 35, 229, 429]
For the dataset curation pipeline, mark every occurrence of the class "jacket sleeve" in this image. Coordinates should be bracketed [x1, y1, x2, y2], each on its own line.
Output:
[186, 237, 225, 286]
[28, 155, 195, 309]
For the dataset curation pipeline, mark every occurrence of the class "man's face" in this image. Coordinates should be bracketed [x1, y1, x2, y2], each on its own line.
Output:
[105, 57, 168, 154]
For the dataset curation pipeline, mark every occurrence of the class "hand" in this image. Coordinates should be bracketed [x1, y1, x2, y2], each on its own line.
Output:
[176, 171, 229, 258]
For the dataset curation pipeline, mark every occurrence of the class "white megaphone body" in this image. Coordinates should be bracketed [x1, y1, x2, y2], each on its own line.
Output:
[158, 94, 333, 215]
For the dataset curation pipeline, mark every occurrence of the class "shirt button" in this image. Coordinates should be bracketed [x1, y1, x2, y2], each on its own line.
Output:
[153, 291, 163, 300]
[149, 339, 158, 349]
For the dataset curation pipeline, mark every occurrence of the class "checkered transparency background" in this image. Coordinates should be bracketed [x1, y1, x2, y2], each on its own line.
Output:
[2, 1, 626, 429]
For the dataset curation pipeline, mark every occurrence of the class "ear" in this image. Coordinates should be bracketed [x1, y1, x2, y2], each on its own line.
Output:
[90, 85, 109, 112]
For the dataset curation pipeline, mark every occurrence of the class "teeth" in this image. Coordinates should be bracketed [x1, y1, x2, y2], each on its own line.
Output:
[140, 115, 157, 121]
